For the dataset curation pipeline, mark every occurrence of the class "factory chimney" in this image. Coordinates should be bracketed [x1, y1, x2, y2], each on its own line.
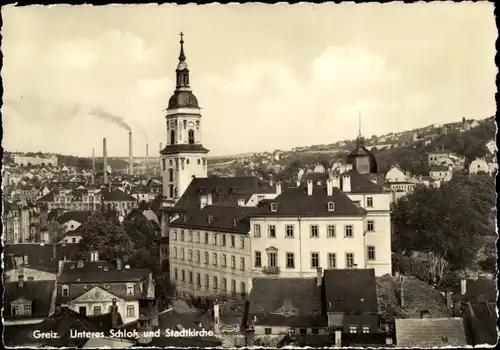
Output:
[146, 144, 149, 175]
[129, 131, 133, 176]
[92, 148, 96, 185]
[103, 138, 108, 185]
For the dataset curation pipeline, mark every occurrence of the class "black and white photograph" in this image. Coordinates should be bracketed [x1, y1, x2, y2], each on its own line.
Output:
[1, 2, 497, 348]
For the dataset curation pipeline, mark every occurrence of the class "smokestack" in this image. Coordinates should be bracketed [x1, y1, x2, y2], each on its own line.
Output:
[129, 132, 133, 176]
[146, 144, 149, 175]
[92, 148, 96, 185]
[103, 138, 108, 185]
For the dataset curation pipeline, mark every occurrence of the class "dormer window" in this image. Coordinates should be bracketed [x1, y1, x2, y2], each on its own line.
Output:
[270, 203, 278, 212]
[328, 202, 335, 211]
[233, 218, 239, 227]
[126, 283, 134, 296]
[207, 215, 213, 224]
[62, 285, 69, 297]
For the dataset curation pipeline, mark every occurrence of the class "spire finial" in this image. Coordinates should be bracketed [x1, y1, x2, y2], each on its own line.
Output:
[358, 110, 362, 138]
[179, 32, 186, 62]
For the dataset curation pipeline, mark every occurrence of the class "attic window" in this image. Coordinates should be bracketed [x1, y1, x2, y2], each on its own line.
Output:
[103, 266, 109, 271]
[327, 202, 335, 211]
[105, 284, 111, 289]
[233, 218, 240, 227]
[70, 265, 75, 269]
[183, 214, 189, 222]
[207, 215, 213, 224]
[270, 203, 278, 212]
[98, 264, 102, 268]
[83, 284, 89, 290]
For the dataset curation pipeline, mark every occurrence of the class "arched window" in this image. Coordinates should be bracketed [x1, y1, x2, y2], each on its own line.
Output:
[188, 130, 195, 144]
[169, 185, 174, 198]
[170, 130, 175, 145]
[196, 121, 200, 130]
[183, 74, 189, 86]
[168, 169, 174, 182]
[183, 120, 187, 130]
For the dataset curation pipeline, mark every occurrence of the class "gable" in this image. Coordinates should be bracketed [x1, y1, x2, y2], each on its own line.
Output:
[12, 297, 33, 305]
[72, 286, 122, 303]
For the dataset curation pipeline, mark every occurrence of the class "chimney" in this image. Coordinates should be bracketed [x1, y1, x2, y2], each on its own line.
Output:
[316, 267, 323, 286]
[103, 138, 108, 185]
[307, 180, 313, 196]
[200, 195, 208, 209]
[276, 182, 282, 195]
[331, 175, 340, 189]
[237, 198, 245, 206]
[341, 174, 351, 192]
[92, 148, 96, 185]
[18, 274, 24, 288]
[117, 259, 123, 271]
[207, 193, 213, 205]
[326, 179, 333, 196]
[23, 254, 28, 265]
[146, 144, 149, 175]
[77, 260, 84, 268]
[129, 132, 133, 176]
[460, 279, 467, 295]
[334, 330, 342, 347]
[213, 300, 220, 333]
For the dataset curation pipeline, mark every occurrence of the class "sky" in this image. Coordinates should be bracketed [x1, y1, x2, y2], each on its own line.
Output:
[1, 3, 497, 157]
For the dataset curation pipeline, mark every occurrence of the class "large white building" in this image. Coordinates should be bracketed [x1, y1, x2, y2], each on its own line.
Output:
[13, 154, 58, 167]
[159, 34, 392, 304]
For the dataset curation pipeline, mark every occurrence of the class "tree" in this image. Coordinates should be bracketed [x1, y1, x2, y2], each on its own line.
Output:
[48, 221, 66, 244]
[392, 180, 489, 283]
[155, 272, 177, 310]
[478, 256, 496, 274]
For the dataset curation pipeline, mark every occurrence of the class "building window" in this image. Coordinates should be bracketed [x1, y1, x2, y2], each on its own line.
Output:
[180, 230, 185, 241]
[24, 305, 32, 315]
[269, 252, 277, 267]
[310, 225, 319, 238]
[213, 253, 218, 266]
[328, 253, 336, 268]
[172, 229, 177, 240]
[231, 280, 236, 294]
[286, 253, 295, 268]
[196, 250, 200, 263]
[197, 159, 201, 165]
[222, 234, 226, 246]
[268, 225, 276, 238]
[311, 328, 319, 335]
[27, 277, 34, 281]
[240, 236, 245, 249]
[367, 220, 375, 232]
[188, 130, 195, 144]
[205, 274, 209, 288]
[204, 252, 209, 265]
[270, 203, 278, 211]
[188, 249, 192, 261]
[93, 306, 102, 316]
[168, 169, 174, 182]
[327, 225, 336, 237]
[285, 225, 294, 238]
[204, 232, 209, 244]
[173, 247, 177, 258]
[181, 270, 185, 282]
[241, 282, 246, 296]
[188, 232, 192, 242]
[344, 225, 353, 238]
[189, 271, 193, 284]
[62, 285, 69, 297]
[346, 253, 355, 268]
[174, 268, 178, 280]
[183, 120, 187, 129]
[366, 197, 374, 208]
[265, 328, 272, 335]
[362, 326, 370, 333]
[328, 202, 335, 211]
[254, 224, 261, 237]
[367, 246, 376, 260]
[222, 254, 227, 267]
[180, 248, 185, 260]
[311, 252, 319, 268]
[213, 233, 217, 245]
[231, 235, 235, 248]
[213, 276, 218, 291]
[196, 273, 201, 287]
[255, 251, 262, 267]
[349, 326, 357, 333]
[231, 255, 236, 269]
[126, 305, 135, 317]
[196, 232, 200, 243]
[240, 257, 245, 271]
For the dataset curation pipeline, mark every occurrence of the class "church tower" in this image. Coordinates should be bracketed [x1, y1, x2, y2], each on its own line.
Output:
[160, 33, 209, 203]
[347, 111, 378, 174]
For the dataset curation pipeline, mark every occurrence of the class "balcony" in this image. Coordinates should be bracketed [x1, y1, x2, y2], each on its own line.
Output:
[262, 266, 281, 275]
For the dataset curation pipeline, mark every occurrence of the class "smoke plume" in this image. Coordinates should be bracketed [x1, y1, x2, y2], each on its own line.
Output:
[89, 108, 132, 132]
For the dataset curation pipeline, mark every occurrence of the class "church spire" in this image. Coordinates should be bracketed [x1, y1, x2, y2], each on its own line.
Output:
[356, 110, 365, 147]
[178, 31, 186, 63]
[358, 110, 362, 138]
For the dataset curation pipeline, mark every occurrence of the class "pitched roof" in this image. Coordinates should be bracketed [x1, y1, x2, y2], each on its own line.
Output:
[175, 176, 275, 210]
[249, 186, 365, 217]
[395, 318, 468, 347]
[101, 189, 137, 202]
[461, 278, 497, 303]
[170, 205, 255, 234]
[344, 170, 386, 193]
[4, 280, 55, 318]
[249, 277, 326, 327]
[57, 261, 150, 284]
[55, 211, 93, 225]
[5, 243, 82, 272]
[324, 269, 379, 314]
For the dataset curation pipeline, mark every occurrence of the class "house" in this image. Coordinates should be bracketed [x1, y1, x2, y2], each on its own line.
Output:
[3, 278, 56, 325]
[324, 268, 380, 333]
[101, 188, 138, 218]
[395, 317, 468, 347]
[56, 254, 155, 325]
[248, 273, 327, 337]
[469, 158, 490, 175]
[429, 165, 452, 182]
[54, 210, 93, 233]
[61, 225, 84, 244]
[485, 140, 497, 154]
